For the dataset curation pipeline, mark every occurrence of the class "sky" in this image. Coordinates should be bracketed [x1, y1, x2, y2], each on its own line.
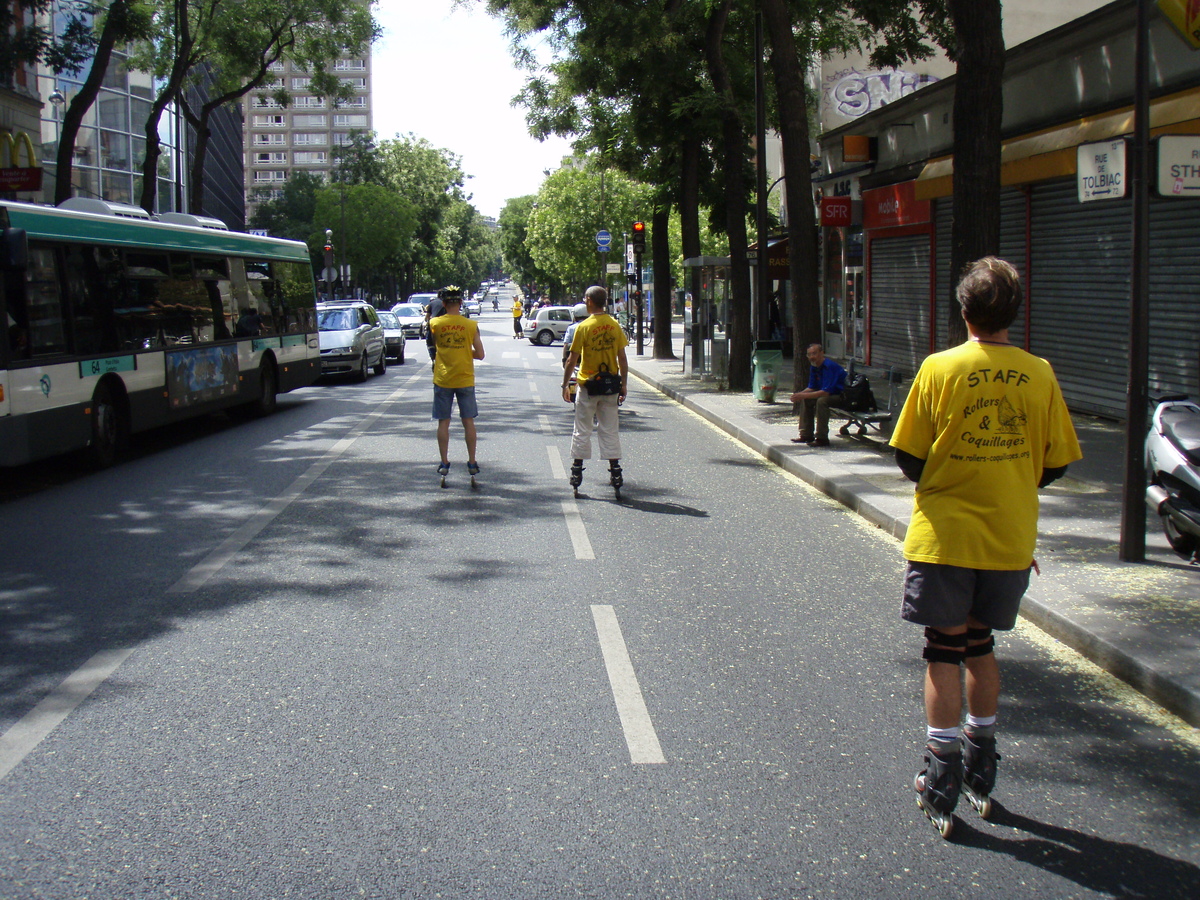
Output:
[370, 1, 576, 221]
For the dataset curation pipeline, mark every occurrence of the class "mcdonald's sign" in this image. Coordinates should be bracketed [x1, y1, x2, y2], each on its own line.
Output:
[0, 132, 43, 192]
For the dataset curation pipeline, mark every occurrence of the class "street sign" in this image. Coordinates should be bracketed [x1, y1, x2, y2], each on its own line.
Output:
[1077, 139, 1126, 202]
[606, 262, 622, 274]
[322, 267, 338, 282]
[596, 229, 612, 250]
[1156, 135, 1200, 197]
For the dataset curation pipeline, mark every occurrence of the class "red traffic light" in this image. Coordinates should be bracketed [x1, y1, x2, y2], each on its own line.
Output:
[631, 221, 646, 253]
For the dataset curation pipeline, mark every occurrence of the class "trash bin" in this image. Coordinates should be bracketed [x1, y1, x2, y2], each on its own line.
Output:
[752, 340, 783, 402]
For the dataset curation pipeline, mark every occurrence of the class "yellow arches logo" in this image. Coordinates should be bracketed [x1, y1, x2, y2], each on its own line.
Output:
[0, 132, 43, 192]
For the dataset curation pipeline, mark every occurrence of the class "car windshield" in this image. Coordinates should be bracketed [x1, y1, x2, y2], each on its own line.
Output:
[394, 307, 421, 318]
[378, 312, 399, 328]
[318, 309, 358, 331]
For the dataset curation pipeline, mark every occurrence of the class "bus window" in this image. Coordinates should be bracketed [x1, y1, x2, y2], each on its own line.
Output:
[160, 253, 214, 344]
[274, 260, 317, 333]
[22, 246, 67, 357]
[194, 256, 234, 340]
[64, 245, 118, 355]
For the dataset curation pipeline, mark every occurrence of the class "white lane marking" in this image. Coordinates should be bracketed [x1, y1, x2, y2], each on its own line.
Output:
[0, 647, 135, 781]
[523, 360, 532, 369]
[168, 373, 423, 593]
[538, 414, 554, 436]
[529, 381, 540, 395]
[536, 352, 555, 360]
[547, 444, 566, 479]
[502, 351, 520, 359]
[591, 605, 666, 765]
[561, 500, 594, 560]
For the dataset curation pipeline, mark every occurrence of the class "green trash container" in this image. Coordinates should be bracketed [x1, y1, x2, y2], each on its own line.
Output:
[752, 340, 783, 402]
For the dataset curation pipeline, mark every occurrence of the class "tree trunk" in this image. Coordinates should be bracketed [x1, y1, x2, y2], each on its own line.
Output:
[55, 1, 131, 204]
[946, 0, 1005, 346]
[651, 204, 675, 359]
[761, 0, 822, 389]
[138, 2, 193, 214]
[705, 0, 752, 392]
[678, 136, 702, 262]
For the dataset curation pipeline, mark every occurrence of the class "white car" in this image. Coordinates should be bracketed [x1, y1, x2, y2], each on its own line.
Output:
[390, 302, 426, 339]
[317, 301, 387, 381]
[524, 306, 576, 345]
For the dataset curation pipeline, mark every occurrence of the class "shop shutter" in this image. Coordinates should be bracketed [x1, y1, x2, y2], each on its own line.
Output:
[867, 234, 930, 375]
[1029, 179, 1130, 418]
[932, 190, 1028, 351]
[1148, 194, 1200, 397]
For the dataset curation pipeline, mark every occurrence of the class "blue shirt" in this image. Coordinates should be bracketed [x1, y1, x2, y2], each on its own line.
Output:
[807, 359, 847, 394]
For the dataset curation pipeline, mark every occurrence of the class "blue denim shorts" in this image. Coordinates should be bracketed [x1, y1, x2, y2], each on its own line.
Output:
[901, 561, 1030, 631]
[432, 385, 478, 421]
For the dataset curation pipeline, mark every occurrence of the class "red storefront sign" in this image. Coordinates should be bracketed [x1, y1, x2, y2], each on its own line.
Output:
[0, 167, 43, 191]
[820, 196, 853, 228]
[862, 180, 930, 229]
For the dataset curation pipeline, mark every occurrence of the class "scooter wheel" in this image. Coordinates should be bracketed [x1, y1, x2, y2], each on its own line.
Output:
[1162, 514, 1199, 556]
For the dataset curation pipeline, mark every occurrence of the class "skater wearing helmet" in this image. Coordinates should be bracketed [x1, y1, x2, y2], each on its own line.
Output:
[428, 286, 485, 487]
[512, 295, 524, 339]
[891, 257, 1081, 837]
[561, 286, 628, 498]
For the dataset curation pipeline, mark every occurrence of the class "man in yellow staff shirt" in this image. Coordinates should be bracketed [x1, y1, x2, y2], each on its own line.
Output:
[891, 257, 1081, 835]
[511, 295, 524, 339]
[561, 285, 628, 492]
[428, 286, 485, 482]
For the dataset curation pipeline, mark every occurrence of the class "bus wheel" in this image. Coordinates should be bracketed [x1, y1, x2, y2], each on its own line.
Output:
[254, 361, 278, 416]
[90, 382, 126, 468]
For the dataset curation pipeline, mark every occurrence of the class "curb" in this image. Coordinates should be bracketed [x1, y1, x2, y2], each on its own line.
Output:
[630, 363, 1200, 728]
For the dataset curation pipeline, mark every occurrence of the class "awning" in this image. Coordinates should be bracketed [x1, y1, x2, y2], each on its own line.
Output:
[915, 85, 1200, 199]
[748, 237, 790, 280]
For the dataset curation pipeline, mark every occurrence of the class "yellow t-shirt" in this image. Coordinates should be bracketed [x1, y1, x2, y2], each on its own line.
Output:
[429, 314, 479, 388]
[570, 313, 627, 384]
[512, 300, 523, 318]
[890, 341, 1082, 570]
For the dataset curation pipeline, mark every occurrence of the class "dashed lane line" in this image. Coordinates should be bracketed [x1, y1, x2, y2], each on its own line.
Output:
[591, 605, 666, 765]
[548, 445, 594, 560]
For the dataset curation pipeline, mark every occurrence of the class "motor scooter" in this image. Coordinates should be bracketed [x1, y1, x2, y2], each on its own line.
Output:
[1145, 394, 1200, 562]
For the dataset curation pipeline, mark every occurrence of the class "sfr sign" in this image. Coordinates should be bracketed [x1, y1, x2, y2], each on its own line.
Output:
[820, 196, 852, 227]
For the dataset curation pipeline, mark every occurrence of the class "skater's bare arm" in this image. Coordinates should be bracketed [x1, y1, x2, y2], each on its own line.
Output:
[561, 351, 580, 401]
[617, 345, 629, 401]
[472, 330, 485, 360]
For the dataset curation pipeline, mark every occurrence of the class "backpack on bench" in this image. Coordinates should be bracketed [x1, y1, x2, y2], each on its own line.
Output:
[838, 373, 878, 413]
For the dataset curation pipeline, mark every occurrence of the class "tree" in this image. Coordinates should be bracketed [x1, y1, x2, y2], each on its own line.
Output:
[127, 0, 376, 215]
[499, 195, 560, 299]
[312, 182, 415, 298]
[55, 1, 155, 205]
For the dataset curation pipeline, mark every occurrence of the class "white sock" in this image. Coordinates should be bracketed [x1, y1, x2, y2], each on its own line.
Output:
[966, 714, 996, 734]
[926, 726, 960, 746]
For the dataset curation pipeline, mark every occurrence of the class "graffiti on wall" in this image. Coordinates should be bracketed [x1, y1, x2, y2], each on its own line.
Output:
[824, 69, 939, 120]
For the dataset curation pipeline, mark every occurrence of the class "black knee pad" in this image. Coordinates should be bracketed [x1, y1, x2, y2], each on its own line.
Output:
[922, 627, 967, 666]
[965, 626, 995, 658]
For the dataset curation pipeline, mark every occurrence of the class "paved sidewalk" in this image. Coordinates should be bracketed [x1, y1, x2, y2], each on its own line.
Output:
[626, 328, 1200, 728]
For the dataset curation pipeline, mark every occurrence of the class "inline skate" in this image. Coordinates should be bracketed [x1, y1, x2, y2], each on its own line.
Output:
[569, 460, 584, 498]
[437, 461, 450, 489]
[914, 741, 962, 839]
[961, 727, 999, 819]
[467, 461, 480, 490]
[608, 461, 623, 501]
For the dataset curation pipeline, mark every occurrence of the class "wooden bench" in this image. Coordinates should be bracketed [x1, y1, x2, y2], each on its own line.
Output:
[832, 364, 905, 440]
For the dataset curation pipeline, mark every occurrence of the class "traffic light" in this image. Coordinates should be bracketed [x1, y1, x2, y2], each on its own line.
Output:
[631, 221, 646, 254]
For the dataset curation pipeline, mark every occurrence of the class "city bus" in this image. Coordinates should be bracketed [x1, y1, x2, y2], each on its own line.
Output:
[0, 198, 320, 467]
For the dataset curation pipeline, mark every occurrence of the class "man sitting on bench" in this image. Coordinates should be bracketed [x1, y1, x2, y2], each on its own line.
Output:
[790, 342, 846, 447]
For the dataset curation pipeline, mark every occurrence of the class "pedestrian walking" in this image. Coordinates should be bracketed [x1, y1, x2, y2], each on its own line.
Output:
[427, 286, 485, 486]
[561, 286, 628, 496]
[890, 257, 1082, 837]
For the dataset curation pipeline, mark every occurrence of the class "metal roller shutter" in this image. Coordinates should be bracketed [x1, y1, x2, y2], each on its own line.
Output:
[1029, 179, 1130, 418]
[1148, 194, 1200, 398]
[867, 234, 930, 375]
[933, 190, 1029, 351]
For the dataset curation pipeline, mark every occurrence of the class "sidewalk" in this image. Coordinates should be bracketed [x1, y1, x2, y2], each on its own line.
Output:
[626, 326, 1200, 729]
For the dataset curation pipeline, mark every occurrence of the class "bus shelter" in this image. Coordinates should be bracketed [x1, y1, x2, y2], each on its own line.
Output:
[682, 256, 730, 382]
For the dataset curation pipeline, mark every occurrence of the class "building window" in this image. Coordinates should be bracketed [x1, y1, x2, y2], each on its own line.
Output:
[252, 115, 286, 127]
[293, 114, 327, 127]
[252, 96, 282, 109]
[333, 115, 368, 128]
[293, 96, 326, 109]
[340, 77, 367, 90]
[293, 151, 327, 165]
[336, 96, 367, 109]
[253, 133, 286, 146]
[254, 170, 288, 183]
[334, 59, 366, 71]
[291, 77, 311, 90]
[332, 133, 354, 146]
[293, 133, 328, 146]
[255, 152, 287, 164]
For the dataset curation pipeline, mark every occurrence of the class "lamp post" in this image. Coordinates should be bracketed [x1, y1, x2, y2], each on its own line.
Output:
[47, 89, 65, 158]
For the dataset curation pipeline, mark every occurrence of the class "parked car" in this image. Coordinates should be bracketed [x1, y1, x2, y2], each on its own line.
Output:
[376, 310, 407, 363]
[390, 302, 426, 339]
[317, 300, 387, 381]
[524, 305, 576, 345]
[463, 299, 481, 316]
[406, 292, 438, 309]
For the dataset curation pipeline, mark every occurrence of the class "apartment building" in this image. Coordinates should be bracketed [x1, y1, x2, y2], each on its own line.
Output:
[242, 55, 373, 219]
